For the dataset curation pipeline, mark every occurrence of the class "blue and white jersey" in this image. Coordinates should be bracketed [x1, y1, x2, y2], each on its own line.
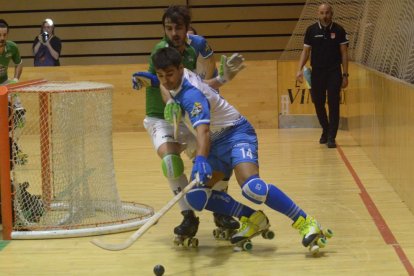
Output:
[169, 69, 243, 139]
[187, 34, 214, 59]
[187, 34, 218, 80]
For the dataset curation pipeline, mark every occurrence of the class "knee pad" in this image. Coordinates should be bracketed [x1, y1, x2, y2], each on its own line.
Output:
[185, 187, 211, 211]
[241, 176, 269, 204]
[161, 154, 184, 179]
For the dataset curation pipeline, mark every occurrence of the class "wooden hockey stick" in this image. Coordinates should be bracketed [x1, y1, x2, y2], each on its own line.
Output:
[91, 179, 198, 251]
[173, 112, 179, 140]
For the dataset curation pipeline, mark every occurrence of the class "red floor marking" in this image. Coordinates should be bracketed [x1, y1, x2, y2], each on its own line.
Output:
[336, 145, 414, 275]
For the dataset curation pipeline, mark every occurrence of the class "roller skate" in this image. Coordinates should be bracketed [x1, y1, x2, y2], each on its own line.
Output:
[230, 210, 275, 251]
[212, 213, 240, 241]
[292, 215, 333, 255]
[173, 210, 200, 248]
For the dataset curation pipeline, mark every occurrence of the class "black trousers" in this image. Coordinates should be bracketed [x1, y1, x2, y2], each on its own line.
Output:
[310, 67, 342, 139]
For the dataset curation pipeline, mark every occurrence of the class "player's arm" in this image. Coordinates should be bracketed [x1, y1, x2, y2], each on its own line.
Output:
[195, 124, 210, 158]
[181, 92, 212, 184]
[197, 55, 216, 80]
[13, 61, 23, 81]
[194, 35, 216, 80]
[192, 123, 211, 185]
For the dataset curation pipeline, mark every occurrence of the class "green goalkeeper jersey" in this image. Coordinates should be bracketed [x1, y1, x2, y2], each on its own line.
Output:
[146, 37, 197, 118]
[0, 41, 22, 84]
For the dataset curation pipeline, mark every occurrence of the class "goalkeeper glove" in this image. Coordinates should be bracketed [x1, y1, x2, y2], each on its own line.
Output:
[164, 99, 182, 125]
[216, 53, 246, 84]
[191, 155, 212, 186]
[132, 72, 159, 90]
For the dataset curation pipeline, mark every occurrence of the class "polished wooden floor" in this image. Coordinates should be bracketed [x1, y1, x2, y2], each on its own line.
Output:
[1, 129, 414, 275]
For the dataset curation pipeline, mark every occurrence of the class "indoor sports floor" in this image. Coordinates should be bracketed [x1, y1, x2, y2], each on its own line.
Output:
[1, 128, 414, 275]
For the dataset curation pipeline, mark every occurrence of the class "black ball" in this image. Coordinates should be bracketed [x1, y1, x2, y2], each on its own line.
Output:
[153, 264, 165, 276]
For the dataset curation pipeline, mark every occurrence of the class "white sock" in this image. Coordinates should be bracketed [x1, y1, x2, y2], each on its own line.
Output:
[168, 174, 192, 211]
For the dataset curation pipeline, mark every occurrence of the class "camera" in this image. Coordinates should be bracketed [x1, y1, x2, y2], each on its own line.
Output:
[41, 32, 49, 43]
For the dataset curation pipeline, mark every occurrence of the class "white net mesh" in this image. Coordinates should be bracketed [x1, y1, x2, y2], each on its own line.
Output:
[280, 0, 414, 84]
[7, 81, 153, 238]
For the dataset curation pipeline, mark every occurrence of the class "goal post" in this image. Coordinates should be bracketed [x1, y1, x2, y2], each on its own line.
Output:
[1, 80, 154, 239]
[0, 85, 13, 240]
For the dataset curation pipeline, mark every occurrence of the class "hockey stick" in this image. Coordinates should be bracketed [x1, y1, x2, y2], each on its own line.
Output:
[173, 112, 178, 140]
[91, 179, 198, 251]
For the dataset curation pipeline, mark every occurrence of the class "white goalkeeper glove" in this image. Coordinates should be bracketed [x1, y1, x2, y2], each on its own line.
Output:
[216, 53, 246, 84]
[132, 72, 159, 90]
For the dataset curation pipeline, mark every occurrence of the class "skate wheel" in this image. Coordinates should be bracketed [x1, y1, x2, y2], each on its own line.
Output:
[221, 230, 230, 240]
[323, 228, 334, 238]
[183, 238, 191, 247]
[309, 244, 320, 255]
[317, 237, 327, 248]
[173, 237, 181, 246]
[213, 229, 220, 239]
[242, 240, 253, 251]
[262, 230, 275, 240]
[191, 237, 199, 248]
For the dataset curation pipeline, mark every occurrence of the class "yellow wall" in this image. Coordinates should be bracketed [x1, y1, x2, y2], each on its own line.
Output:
[14, 60, 278, 131]
[2, 0, 303, 65]
[277, 60, 348, 117]
[346, 63, 414, 213]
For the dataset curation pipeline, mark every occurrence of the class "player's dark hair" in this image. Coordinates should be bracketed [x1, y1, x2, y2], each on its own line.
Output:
[0, 19, 9, 32]
[152, 47, 182, 70]
[162, 5, 191, 29]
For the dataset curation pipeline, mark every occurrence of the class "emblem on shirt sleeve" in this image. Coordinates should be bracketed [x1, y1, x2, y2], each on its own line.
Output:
[205, 43, 212, 53]
[191, 102, 203, 117]
[345, 34, 349, 41]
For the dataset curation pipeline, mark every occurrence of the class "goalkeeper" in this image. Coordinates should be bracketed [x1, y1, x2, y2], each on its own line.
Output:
[132, 6, 245, 241]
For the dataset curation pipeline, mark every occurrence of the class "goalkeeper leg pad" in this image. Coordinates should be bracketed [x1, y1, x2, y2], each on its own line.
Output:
[241, 175, 269, 204]
[162, 154, 184, 180]
[185, 187, 211, 211]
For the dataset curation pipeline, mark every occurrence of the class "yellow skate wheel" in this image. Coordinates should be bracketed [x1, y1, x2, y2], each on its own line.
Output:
[317, 237, 327, 248]
[191, 238, 199, 248]
[213, 229, 220, 239]
[242, 240, 253, 251]
[262, 230, 275, 240]
[183, 238, 191, 247]
[323, 229, 334, 238]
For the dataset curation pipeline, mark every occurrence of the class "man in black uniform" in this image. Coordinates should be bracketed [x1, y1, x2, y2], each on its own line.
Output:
[296, 3, 349, 148]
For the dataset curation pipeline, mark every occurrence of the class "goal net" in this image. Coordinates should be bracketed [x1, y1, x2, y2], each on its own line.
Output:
[1, 81, 153, 239]
[280, 0, 414, 84]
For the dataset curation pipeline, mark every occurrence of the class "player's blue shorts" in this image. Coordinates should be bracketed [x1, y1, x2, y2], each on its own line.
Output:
[207, 118, 259, 178]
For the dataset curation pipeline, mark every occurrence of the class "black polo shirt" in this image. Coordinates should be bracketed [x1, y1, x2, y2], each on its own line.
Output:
[304, 21, 349, 69]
